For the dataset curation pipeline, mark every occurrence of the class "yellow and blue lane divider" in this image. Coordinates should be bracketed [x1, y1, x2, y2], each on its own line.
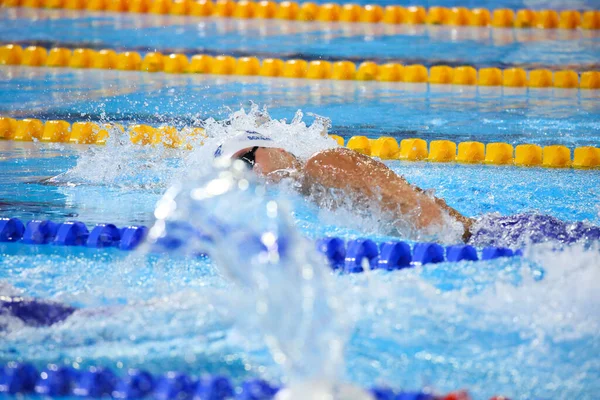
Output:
[0, 216, 519, 270]
[1, 116, 599, 169]
[2, 0, 600, 30]
[1, 44, 600, 89]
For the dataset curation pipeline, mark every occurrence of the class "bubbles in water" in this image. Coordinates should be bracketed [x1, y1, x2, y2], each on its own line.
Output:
[47, 125, 186, 189]
[184, 104, 338, 176]
[50, 104, 338, 192]
[470, 213, 600, 249]
[336, 243, 600, 399]
[8, 104, 599, 399]
[146, 156, 351, 388]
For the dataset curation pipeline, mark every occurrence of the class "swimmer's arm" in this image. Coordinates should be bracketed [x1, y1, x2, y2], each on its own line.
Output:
[412, 186, 473, 239]
[302, 148, 441, 227]
[302, 148, 472, 237]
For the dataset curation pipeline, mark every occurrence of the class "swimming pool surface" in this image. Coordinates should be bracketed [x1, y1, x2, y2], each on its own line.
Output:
[2, 68, 599, 144]
[3, 9, 600, 70]
[1, 3, 600, 400]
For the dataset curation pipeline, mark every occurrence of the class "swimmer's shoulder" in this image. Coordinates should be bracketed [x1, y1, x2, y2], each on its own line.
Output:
[303, 147, 383, 186]
[306, 147, 354, 169]
[308, 147, 364, 162]
[307, 147, 382, 170]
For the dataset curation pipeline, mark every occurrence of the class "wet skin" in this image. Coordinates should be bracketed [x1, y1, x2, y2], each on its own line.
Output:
[233, 147, 473, 241]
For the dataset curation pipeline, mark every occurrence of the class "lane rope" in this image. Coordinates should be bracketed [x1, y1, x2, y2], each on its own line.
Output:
[2, 0, 600, 30]
[1, 116, 599, 169]
[0, 361, 488, 400]
[1, 44, 599, 89]
[0, 217, 520, 270]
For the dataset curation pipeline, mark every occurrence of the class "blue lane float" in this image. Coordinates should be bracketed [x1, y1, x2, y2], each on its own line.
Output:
[55, 221, 89, 246]
[378, 241, 412, 270]
[446, 245, 478, 262]
[22, 220, 59, 244]
[35, 366, 77, 396]
[327, 238, 517, 272]
[0, 362, 441, 400]
[344, 238, 379, 272]
[0, 217, 148, 251]
[412, 242, 445, 265]
[87, 223, 121, 248]
[0, 217, 24, 242]
[0, 217, 521, 270]
[481, 247, 514, 260]
[119, 226, 149, 251]
[316, 237, 346, 269]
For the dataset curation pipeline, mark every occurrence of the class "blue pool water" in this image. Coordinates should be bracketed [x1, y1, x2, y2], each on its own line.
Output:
[2, 9, 600, 70]
[1, 140, 599, 229]
[1, 68, 600, 144]
[1, 3, 600, 400]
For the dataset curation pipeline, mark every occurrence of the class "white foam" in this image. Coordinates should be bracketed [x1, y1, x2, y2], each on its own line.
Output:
[183, 104, 338, 176]
[48, 125, 185, 189]
[145, 158, 351, 385]
[340, 242, 600, 344]
[51, 105, 338, 192]
[0, 282, 24, 297]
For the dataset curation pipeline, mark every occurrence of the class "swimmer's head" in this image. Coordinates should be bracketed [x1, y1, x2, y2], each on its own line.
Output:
[214, 131, 300, 175]
[214, 131, 279, 159]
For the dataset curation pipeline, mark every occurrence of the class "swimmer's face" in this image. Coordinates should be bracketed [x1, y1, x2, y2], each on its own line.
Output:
[233, 147, 299, 175]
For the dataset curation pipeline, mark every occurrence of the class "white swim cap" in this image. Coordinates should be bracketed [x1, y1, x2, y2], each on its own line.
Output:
[214, 131, 280, 159]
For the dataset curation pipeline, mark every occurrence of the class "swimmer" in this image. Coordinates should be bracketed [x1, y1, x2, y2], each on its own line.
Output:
[215, 131, 474, 242]
[0, 294, 75, 328]
[216, 131, 600, 247]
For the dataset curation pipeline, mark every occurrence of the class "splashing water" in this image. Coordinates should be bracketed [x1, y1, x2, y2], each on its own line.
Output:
[183, 104, 337, 176]
[44, 104, 472, 243]
[3, 103, 600, 398]
[48, 104, 337, 187]
[145, 155, 372, 398]
[469, 213, 600, 249]
[46, 124, 190, 189]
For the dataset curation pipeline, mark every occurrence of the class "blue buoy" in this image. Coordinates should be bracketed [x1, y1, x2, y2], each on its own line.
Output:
[54, 221, 89, 246]
[0, 362, 38, 395]
[377, 241, 411, 270]
[193, 375, 234, 400]
[316, 237, 346, 269]
[370, 386, 396, 400]
[446, 245, 478, 262]
[113, 369, 155, 399]
[514, 249, 524, 256]
[72, 367, 118, 398]
[481, 247, 514, 260]
[153, 372, 195, 400]
[237, 379, 279, 400]
[22, 220, 59, 245]
[0, 217, 25, 242]
[396, 392, 435, 400]
[344, 239, 379, 273]
[412, 243, 444, 265]
[87, 223, 121, 248]
[35, 366, 78, 396]
[119, 226, 148, 251]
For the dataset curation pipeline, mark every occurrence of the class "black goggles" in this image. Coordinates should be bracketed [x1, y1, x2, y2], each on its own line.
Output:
[235, 146, 259, 168]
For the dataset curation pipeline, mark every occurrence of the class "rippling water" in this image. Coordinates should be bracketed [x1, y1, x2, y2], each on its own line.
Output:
[2, 109, 600, 399]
